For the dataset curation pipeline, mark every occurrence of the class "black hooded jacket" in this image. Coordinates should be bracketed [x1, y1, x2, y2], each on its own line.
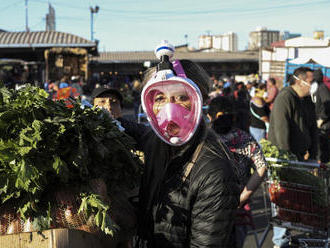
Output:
[315, 82, 330, 132]
[118, 118, 240, 248]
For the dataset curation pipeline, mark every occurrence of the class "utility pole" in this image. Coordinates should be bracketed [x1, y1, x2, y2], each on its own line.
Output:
[90, 6, 99, 41]
[25, 0, 29, 32]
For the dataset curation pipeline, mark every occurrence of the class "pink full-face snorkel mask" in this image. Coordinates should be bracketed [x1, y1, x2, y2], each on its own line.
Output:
[141, 41, 203, 146]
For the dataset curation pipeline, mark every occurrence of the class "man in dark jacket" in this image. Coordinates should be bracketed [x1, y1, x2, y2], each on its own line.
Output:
[268, 67, 318, 161]
[118, 43, 240, 248]
[268, 67, 318, 248]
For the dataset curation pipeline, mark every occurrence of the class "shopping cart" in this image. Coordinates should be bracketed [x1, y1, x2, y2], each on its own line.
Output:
[258, 158, 330, 248]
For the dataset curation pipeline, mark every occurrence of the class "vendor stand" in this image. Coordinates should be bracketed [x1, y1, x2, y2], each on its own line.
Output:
[44, 47, 89, 82]
[0, 85, 141, 248]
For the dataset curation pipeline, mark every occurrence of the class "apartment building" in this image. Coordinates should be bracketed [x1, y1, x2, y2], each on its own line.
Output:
[248, 27, 280, 50]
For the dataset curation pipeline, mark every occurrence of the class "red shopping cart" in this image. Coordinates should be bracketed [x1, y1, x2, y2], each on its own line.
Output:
[259, 158, 330, 248]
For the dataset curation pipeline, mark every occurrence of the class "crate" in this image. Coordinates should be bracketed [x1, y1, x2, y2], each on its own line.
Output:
[0, 228, 121, 248]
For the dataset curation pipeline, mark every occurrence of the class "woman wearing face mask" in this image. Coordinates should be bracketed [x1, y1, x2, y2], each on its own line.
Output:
[207, 96, 267, 248]
[117, 41, 240, 248]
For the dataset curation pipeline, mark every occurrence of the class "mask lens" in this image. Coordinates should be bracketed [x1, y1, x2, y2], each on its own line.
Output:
[142, 79, 203, 145]
[150, 83, 192, 115]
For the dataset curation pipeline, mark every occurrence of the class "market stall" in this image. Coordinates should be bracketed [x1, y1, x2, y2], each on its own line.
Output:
[0, 85, 141, 247]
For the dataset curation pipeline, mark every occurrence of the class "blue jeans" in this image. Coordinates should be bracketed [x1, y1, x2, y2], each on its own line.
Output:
[249, 126, 266, 145]
[272, 227, 290, 247]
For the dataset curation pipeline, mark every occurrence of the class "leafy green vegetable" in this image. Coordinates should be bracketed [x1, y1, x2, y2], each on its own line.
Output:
[0, 85, 141, 234]
[78, 193, 118, 235]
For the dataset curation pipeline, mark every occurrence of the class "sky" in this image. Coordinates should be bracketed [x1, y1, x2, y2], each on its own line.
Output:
[1, 0, 330, 52]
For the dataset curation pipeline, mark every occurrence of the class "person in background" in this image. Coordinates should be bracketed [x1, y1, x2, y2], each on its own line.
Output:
[49, 80, 59, 95]
[233, 82, 250, 132]
[265, 78, 279, 111]
[223, 86, 232, 97]
[43, 80, 49, 92]
[249, 84, 270, 144]
[313, 69, 330, 163]
[131, 79, 142, 121]
[207, 95, 267, 248]
[118, 42, 240, 248]
[71, 76, 83, 96]
[92, 86, 136, 248]
[223, 77, 232, 89]
[245, 81, 253, 95]
[59, 76, 69, 89]
[92, 86, 123, 119]
[208, 82, 223, 100]
[268, 67, 318, 248]
[249, 81, 258, 98]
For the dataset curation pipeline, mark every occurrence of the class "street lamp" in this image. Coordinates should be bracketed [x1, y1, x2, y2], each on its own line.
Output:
[184, 34, 188, 45]
[90, 5, 99, 41]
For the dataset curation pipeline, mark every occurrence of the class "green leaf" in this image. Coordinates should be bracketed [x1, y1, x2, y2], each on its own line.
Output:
[52, 156, 69, 182]
[95, 210, 101, 227]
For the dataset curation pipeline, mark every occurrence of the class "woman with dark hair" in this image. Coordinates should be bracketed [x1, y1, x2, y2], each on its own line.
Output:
[207, 96, 267, 248]
[118, 41, 240, 248]
[313, 69, 330, 163]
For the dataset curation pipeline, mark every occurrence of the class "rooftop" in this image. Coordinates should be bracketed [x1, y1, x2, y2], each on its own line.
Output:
[92, 50, 258, 63]
[285, 37, 330, 47]
[0, 31, 96, 48]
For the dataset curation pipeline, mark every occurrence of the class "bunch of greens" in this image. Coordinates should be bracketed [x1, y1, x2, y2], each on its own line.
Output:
[0, 85, 141, 234]
[260, 139, 297, 164]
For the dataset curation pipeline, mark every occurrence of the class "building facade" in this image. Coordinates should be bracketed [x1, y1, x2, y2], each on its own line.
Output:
[198, 32, 238, 52]
[198, 35, 213, 50]
[212, 32, 238, 52]
[248, 27, 280, 50]
[281, 31, 301, 41]
[260, 36, 330, 86]
[313, 30, 325, 40]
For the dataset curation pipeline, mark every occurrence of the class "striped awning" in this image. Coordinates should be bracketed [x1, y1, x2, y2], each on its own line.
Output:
[0, 31, 96, 48]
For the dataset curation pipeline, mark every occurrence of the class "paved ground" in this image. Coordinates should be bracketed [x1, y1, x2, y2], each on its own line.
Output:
[243, 185, 274, 248]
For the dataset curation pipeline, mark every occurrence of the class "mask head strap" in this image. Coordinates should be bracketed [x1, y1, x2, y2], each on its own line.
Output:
[172, 60, 187, 78]
[157, 55, 174, 72]
[293, 75, 310, 87]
